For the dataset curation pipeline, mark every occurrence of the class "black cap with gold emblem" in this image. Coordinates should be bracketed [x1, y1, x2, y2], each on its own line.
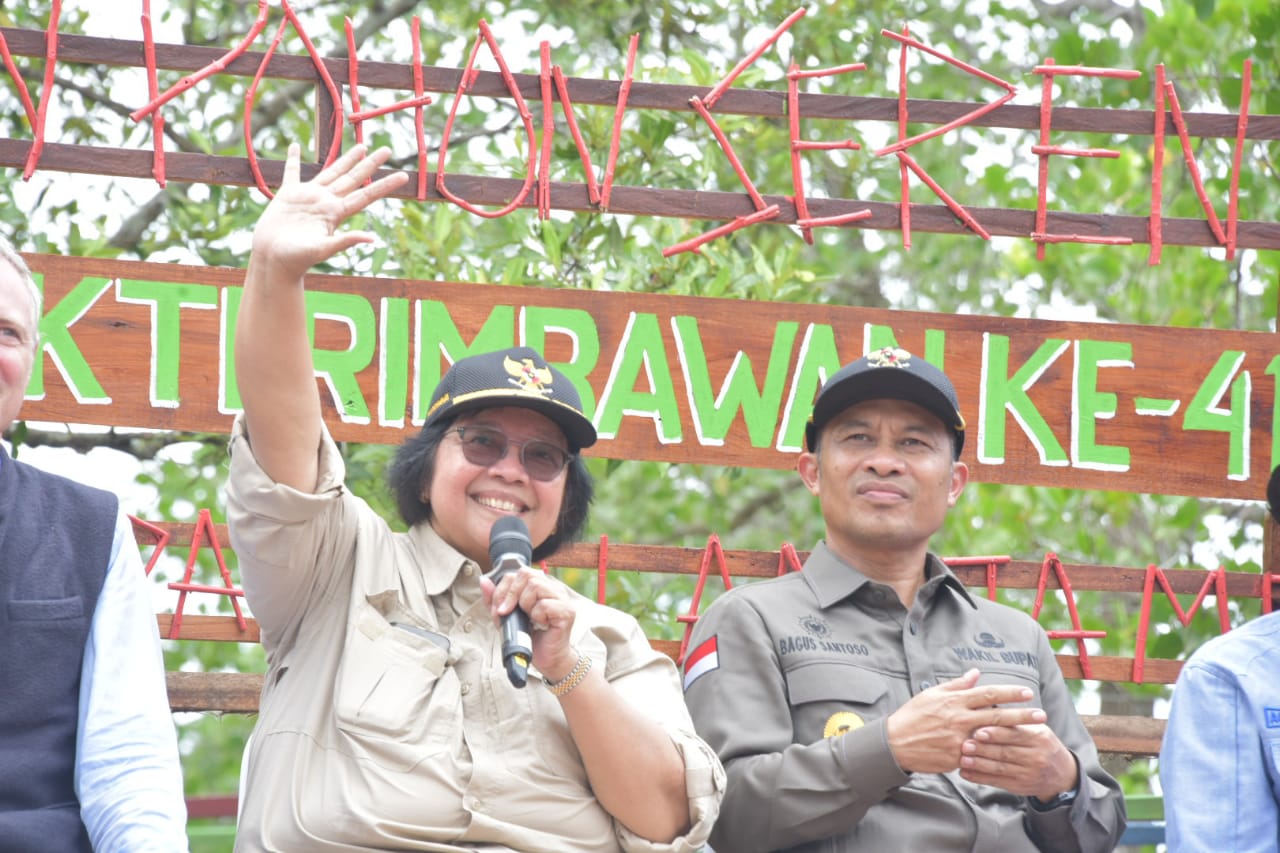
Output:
[804, 346, 966, 458]
[423, 347, 597, 451]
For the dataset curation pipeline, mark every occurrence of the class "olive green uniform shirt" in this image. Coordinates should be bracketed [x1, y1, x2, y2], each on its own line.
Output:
[683, 542, 1125, 853]
[226, 419, 723, 852]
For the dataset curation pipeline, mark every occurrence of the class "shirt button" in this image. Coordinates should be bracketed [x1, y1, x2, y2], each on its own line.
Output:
[909, 622, 919, 635]
[460, 683, 472, 695]
[919, 679, 932, 691]
[463, 564, 476, 578]
[462, 618, 474, 632]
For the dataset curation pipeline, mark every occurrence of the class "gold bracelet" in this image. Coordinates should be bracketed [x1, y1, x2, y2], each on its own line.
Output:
[545, 649, 592, 698]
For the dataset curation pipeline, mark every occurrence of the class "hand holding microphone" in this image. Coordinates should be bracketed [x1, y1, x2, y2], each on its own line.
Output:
[487, 516, 535, 688]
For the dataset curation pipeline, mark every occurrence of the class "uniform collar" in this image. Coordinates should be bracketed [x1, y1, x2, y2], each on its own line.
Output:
[802, 542, 977, 610]
[409, 521, 479, 595]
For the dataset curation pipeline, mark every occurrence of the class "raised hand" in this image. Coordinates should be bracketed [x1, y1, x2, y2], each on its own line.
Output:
[251, 142, 409, 282]
[236, 142, 407, 492]
[884, 668, 1048, 774]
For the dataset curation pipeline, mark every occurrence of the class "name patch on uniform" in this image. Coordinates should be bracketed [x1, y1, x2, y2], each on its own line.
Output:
[683, 635, 719, 691]
[1266, 707, 1280, 729]
[778, 635, 869, 657]
[953, 646, 1039, 668]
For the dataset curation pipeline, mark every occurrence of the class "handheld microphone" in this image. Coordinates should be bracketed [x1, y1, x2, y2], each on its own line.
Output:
[488, 516, 534, 688]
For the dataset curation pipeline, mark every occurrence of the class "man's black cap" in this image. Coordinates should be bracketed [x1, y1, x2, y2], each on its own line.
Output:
[804, 347, 966, 458]
[423, 346, 597, 452]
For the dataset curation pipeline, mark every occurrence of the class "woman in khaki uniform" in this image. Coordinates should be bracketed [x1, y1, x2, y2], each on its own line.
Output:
[227, 144, 723, 852]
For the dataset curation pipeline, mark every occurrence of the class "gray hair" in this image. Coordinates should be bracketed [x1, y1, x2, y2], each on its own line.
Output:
[0, 234, 41, 350]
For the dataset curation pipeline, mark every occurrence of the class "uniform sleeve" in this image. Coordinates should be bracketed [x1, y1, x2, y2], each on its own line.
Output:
[578, 602, 725, 853]
[614, 727, 725, 853]
[77, 509, 189, 853]
[1161, 655, 1279, 852]
[682, 591, 908, 853]
[225, 414, 360, 653]
[1022, 628, 1127, 853]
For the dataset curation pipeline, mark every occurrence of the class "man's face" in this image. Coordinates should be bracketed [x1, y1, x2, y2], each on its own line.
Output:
[0, 261, 36, 434]
[798, 397, 967, 561]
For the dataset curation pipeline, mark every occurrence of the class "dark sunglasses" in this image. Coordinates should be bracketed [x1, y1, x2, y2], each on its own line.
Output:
[451, 425, 572, 482]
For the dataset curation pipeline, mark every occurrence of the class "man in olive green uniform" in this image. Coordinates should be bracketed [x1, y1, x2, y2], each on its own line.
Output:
[683, 348, 1125, 853]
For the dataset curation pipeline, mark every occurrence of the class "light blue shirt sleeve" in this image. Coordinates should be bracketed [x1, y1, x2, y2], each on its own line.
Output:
[1161, 614, 1280, 853]
[76, 508, 189, 852]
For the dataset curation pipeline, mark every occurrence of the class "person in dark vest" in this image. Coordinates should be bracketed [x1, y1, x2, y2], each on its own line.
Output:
[0, 235, 188, 852]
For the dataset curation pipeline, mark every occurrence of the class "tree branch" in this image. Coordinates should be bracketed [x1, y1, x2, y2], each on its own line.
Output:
[9, 425, 225, 461]
[109, 0, 423, 254]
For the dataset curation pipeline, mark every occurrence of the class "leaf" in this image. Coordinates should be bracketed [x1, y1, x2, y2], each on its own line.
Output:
[541, 218, 563, 267]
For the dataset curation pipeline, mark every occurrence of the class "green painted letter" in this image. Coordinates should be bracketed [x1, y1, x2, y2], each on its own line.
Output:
[523, 306, 600, 418]
[1072, 339, 1131, 471]
[595, 313, 681, 443]
[117, 279, 219, 408]
[673, 316, 797, 447]
[980, 334, 1068, 466]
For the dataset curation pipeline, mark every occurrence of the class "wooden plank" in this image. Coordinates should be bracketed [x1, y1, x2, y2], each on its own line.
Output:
[166, 671, 262, 714]
[25, 254, 1280, 499]
[162, 671, 1164, 755]
[139, 519, 1278, 598]
[2, 27, 1277, 140]
[157, 614, 260, 643]
[185, 795, 240, 820]
[1085, 714, 1167, 757]
[159, 623, 1181, 684]
[5, 139, 1276, 250]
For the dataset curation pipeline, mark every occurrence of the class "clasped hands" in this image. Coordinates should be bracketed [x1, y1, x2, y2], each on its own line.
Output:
[885, 668, 1079, 802]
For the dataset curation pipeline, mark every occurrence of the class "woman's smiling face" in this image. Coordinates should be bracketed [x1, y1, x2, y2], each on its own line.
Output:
[425, 406, 569, 566]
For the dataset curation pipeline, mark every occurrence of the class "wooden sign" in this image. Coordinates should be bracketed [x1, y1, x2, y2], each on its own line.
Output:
[23, 252, 1280, 502]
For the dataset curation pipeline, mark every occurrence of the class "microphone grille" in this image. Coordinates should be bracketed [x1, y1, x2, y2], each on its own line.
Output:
[489, 515, 532, 566]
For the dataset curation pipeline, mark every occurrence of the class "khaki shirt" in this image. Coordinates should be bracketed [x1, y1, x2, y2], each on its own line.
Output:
[683, 543, 1126, 853]
[226, 419, 722, 852]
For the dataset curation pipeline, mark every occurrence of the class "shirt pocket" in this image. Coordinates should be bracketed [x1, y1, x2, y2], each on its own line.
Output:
[332, 604, 462, 771]
[965, 665, 1043, 708]
[785, 660, 890, 742]
[8, 596, 84, 621]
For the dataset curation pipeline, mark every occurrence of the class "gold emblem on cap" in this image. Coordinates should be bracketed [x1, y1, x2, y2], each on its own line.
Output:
[823, 711, 864, 738]
[866, 346, 911, 368]
[504, 355, 555, 397]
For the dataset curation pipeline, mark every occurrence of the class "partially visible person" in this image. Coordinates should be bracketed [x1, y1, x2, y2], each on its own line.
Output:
[228, 142, 722, 852]
[1159, 465, 1280, 852]
[684, 347, 1126, 852]
[0, 236, 189, 851]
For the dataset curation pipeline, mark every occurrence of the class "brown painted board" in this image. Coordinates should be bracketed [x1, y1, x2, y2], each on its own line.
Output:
[23, 253, 1280, 501]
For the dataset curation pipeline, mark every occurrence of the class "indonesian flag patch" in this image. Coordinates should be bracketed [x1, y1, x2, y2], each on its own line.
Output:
[683, 635, 719, 691]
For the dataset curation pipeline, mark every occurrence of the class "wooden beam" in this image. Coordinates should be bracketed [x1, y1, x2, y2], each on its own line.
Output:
[3, 27, 1277, 140]
[163, 671, 1164, 755]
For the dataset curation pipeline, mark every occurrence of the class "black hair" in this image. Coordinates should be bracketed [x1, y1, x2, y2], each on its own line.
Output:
[1269, 465, 1280, 524]
[387, 413, 594, 563]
